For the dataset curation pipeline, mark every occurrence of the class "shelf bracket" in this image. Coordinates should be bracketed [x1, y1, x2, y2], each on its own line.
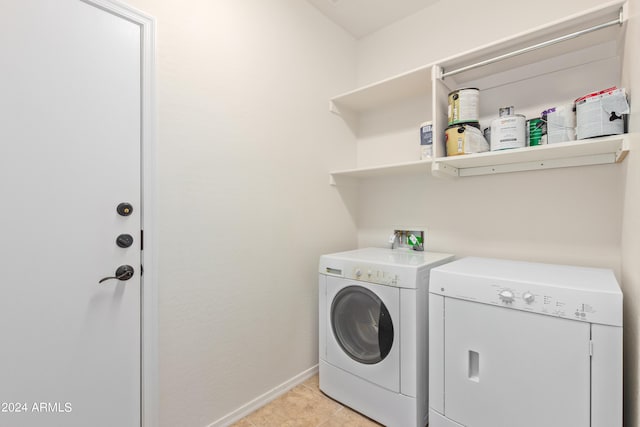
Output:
[431, 161, 459, 178]
[620, 4, 628, 24]
[431, 65, 443, 80]
[329, 100, 342, 115]
[456, 153, 616, 177]
[616, 138, 630, 163]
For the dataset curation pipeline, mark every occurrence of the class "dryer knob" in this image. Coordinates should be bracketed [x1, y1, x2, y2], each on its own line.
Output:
[523, 292, 535, 304]
[499, 290, 514, 303]
[355, 269, 362, 278]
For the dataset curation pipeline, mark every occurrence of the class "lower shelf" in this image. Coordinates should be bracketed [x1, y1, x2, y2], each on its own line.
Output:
[432, 134, 630, 177]
[329, 160, 431, 185]
[329, 134, 631, 184]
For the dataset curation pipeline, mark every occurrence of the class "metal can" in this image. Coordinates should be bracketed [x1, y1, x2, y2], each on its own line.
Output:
[499, 106, 515, 117]
[448, 88, 480, 125]
[445, 123, 489, 156]
[490, 114, 526, 151]
[420, 121, 433, 160]
[527, 117, 546, 146]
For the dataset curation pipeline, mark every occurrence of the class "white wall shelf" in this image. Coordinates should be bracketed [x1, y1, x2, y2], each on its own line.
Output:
[328, 0, 629, 184]
[435, 1, 625, 88]
[329, 160, 431, 185]
[431, 134, 631, 178]
[329, 65, 432, 116]
[329, 0, 624, 117]
[329, 135, 631, 184]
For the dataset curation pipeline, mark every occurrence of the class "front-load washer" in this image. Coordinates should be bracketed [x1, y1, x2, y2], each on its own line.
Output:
[319, 247, 454, 427]
[429, 257, 622, 427]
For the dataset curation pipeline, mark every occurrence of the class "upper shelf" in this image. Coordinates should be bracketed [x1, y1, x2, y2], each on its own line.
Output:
[437, 0, 625, 90]
[329, 65, 432, 115]
[329, 0, 626, 115]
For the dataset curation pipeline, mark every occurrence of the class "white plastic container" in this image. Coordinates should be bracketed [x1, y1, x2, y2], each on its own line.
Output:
[543, 105, 576, 144]
[490, 114, 526, 151]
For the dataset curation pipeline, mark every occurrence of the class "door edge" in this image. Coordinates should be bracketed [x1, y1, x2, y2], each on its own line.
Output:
[81, 1, 158, 426]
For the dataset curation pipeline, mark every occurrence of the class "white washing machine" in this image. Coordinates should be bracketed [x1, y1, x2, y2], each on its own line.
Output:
[319, 247, 454, 427]
[429, 257, 623, 427]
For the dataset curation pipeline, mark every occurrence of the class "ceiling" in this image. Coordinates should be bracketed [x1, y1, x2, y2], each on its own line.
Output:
[306, 0, 441, 39]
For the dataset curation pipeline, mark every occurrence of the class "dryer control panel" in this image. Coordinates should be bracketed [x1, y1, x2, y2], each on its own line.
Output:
[492, 283, 600, 320]
[430, 257, 622, 327]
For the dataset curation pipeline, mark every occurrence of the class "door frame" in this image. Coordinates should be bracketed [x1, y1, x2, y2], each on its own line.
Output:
[80, 0, 158, 425]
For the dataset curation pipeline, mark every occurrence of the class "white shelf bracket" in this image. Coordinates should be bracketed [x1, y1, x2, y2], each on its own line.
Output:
[620, 4, 628, 23]
[457, 153, 616, 177]
[431, 65, 443, 81]
[329, 100, 358, 132]
[616, 136, 630, 162]
[431, 161, 459, 178]
[329, 100, 341, 115]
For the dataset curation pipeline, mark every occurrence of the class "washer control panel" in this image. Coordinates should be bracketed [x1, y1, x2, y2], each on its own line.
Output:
[350, 266, 400, 286]
[320, 263, 407, 287]
[320, 262, 417, 289]
[320, 249, 455, 290]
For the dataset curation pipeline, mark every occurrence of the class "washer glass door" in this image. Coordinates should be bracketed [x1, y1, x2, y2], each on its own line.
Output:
[331, 286, 394, 364]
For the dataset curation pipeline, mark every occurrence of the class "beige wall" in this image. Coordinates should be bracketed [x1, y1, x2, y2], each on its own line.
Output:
[356, 166, 624, 272]
[124, 1, 357, 425]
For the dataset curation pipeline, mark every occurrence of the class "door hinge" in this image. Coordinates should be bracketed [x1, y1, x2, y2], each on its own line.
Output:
[589, 340, 594, 357]
[140, 229, 144, 251]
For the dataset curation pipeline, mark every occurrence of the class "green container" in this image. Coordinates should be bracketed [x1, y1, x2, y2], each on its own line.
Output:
[528, 117, 546, 146]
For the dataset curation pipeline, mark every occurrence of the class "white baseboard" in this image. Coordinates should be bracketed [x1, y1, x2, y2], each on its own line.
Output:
[207, 364, 319, 427]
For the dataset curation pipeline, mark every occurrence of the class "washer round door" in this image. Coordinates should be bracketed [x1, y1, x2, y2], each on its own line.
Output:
[324, 277, 401, 392]
[331, 286, 394, 364]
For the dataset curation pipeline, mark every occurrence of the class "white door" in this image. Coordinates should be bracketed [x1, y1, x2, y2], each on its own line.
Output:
[0, 1, 142, 426]
[444, 298, 591, 427]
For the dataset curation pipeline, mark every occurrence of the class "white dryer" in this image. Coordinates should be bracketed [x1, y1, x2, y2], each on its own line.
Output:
[319, 248, 454, 427]
[429, 257, 623, 427]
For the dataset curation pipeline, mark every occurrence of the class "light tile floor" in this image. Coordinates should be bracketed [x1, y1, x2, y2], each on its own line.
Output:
[232, 374, 383, 427]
